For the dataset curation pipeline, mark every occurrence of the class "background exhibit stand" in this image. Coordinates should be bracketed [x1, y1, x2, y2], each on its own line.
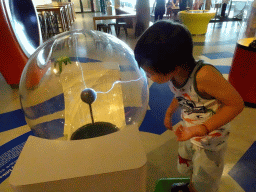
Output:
[229, 0, 256, 107]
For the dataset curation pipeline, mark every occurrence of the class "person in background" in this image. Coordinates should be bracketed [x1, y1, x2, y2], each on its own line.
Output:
[245, 0, 256, 37]
[166, 0, 178, 19]
[153, 0, 166, 21]
[179, 0, 188, 11]
[221, 0, 230, 17]
[193, 0, 204, 10]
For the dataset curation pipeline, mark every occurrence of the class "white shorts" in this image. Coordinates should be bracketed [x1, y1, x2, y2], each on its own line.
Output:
[177, 140, 227, 192]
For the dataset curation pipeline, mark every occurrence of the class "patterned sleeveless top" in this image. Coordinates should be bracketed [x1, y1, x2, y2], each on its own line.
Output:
[168, 60, 230, 151]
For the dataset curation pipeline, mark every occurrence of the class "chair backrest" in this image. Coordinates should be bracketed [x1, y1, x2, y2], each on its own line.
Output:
[115, 8, 133, 28]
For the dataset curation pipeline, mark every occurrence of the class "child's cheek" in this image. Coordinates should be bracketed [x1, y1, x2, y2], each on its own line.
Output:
[151, 76, 157, 83]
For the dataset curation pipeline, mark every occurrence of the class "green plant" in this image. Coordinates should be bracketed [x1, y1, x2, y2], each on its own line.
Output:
[54, 56, 71, 74]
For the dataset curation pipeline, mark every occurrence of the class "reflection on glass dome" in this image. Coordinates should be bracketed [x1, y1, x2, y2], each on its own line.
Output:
[237, 0, 256, 47]
[19, 29, 149, 140]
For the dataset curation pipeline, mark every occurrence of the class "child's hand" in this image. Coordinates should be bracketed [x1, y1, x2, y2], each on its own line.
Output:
[164, 115, 172, 130]
[175, 125, 208, 141]
[175, 125, 194, 141]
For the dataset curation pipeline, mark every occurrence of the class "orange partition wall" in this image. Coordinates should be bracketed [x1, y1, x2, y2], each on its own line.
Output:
[25, 60, 51, 89]
[0, 3, 28, 86]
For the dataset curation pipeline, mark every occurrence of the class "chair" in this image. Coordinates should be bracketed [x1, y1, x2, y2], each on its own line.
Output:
[114, 9, 130, 37]
[97, 23, 111, 33]
[38, 13, 48, 41]
[108, 22, 116, 34]
[115, 21, 128, 37]
[47, 12, 59, 37]
[37, 6, 67, 33]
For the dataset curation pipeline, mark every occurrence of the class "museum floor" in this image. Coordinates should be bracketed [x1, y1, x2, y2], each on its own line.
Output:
[0, 12, 255, 192]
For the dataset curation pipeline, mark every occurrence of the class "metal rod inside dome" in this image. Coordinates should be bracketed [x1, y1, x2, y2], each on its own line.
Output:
[89, 104, 94, 124]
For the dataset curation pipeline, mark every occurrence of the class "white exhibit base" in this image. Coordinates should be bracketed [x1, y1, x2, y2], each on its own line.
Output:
[9, 125, 147, 192]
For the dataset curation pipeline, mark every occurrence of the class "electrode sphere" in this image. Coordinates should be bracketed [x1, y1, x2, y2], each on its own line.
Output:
[81, 88, 97, 105]
[19, 29, 149, 140]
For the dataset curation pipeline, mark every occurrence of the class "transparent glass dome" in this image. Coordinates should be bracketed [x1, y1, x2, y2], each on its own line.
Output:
[19, 29, 149, 140]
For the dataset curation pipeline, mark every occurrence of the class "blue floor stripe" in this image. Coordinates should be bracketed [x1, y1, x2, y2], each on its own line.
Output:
[69, 57, 101, 63]
[119, 65, 136, 72]
[0, 109, 27, 133]
[215, 65, 231, 74]
[203, 52, 234, 59]
[0, 131, 34, 184]
[139, 82, 181, 135]
[228, 141, 256, 192]
[31, 119, 65, 139]
[23, 94, 64, 120]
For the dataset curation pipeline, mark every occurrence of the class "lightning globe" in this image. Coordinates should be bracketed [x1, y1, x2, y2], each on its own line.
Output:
[10, 29, 149, 192]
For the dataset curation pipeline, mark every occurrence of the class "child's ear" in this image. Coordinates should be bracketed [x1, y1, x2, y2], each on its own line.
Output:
[174, 66, 182, 73]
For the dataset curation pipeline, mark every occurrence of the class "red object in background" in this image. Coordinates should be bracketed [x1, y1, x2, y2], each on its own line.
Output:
[0, 3, 28, 87]
[229, 43, 256, 105]
[0, 0, 42, 88]
[25, 60, 51, 89]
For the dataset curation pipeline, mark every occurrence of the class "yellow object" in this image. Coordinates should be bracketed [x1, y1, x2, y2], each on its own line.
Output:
[178, 10, 215, 35]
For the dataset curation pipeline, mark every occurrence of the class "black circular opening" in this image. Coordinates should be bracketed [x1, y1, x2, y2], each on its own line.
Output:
[71, 122, 119, 140]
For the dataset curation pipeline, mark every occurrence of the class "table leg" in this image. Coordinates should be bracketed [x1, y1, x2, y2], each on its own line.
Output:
[93, 18, 97, 30]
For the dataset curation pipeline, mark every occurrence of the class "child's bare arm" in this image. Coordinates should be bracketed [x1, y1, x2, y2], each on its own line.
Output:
[196, 65, 244, 134]
[164, 97, 179, 130]
[175, 65, 244, 141]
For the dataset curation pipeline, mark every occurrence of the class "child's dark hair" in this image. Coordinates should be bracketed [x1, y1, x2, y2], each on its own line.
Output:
[134, 20, 196, 74]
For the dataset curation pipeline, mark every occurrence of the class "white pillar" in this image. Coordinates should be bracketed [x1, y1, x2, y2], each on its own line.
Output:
[205, 0, 211, 10]
[115, 0, 120, 8]
[135, 0, 150, 37]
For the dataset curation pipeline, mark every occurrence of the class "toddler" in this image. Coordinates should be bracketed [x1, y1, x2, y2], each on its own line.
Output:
[134, 21, 244, 192]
